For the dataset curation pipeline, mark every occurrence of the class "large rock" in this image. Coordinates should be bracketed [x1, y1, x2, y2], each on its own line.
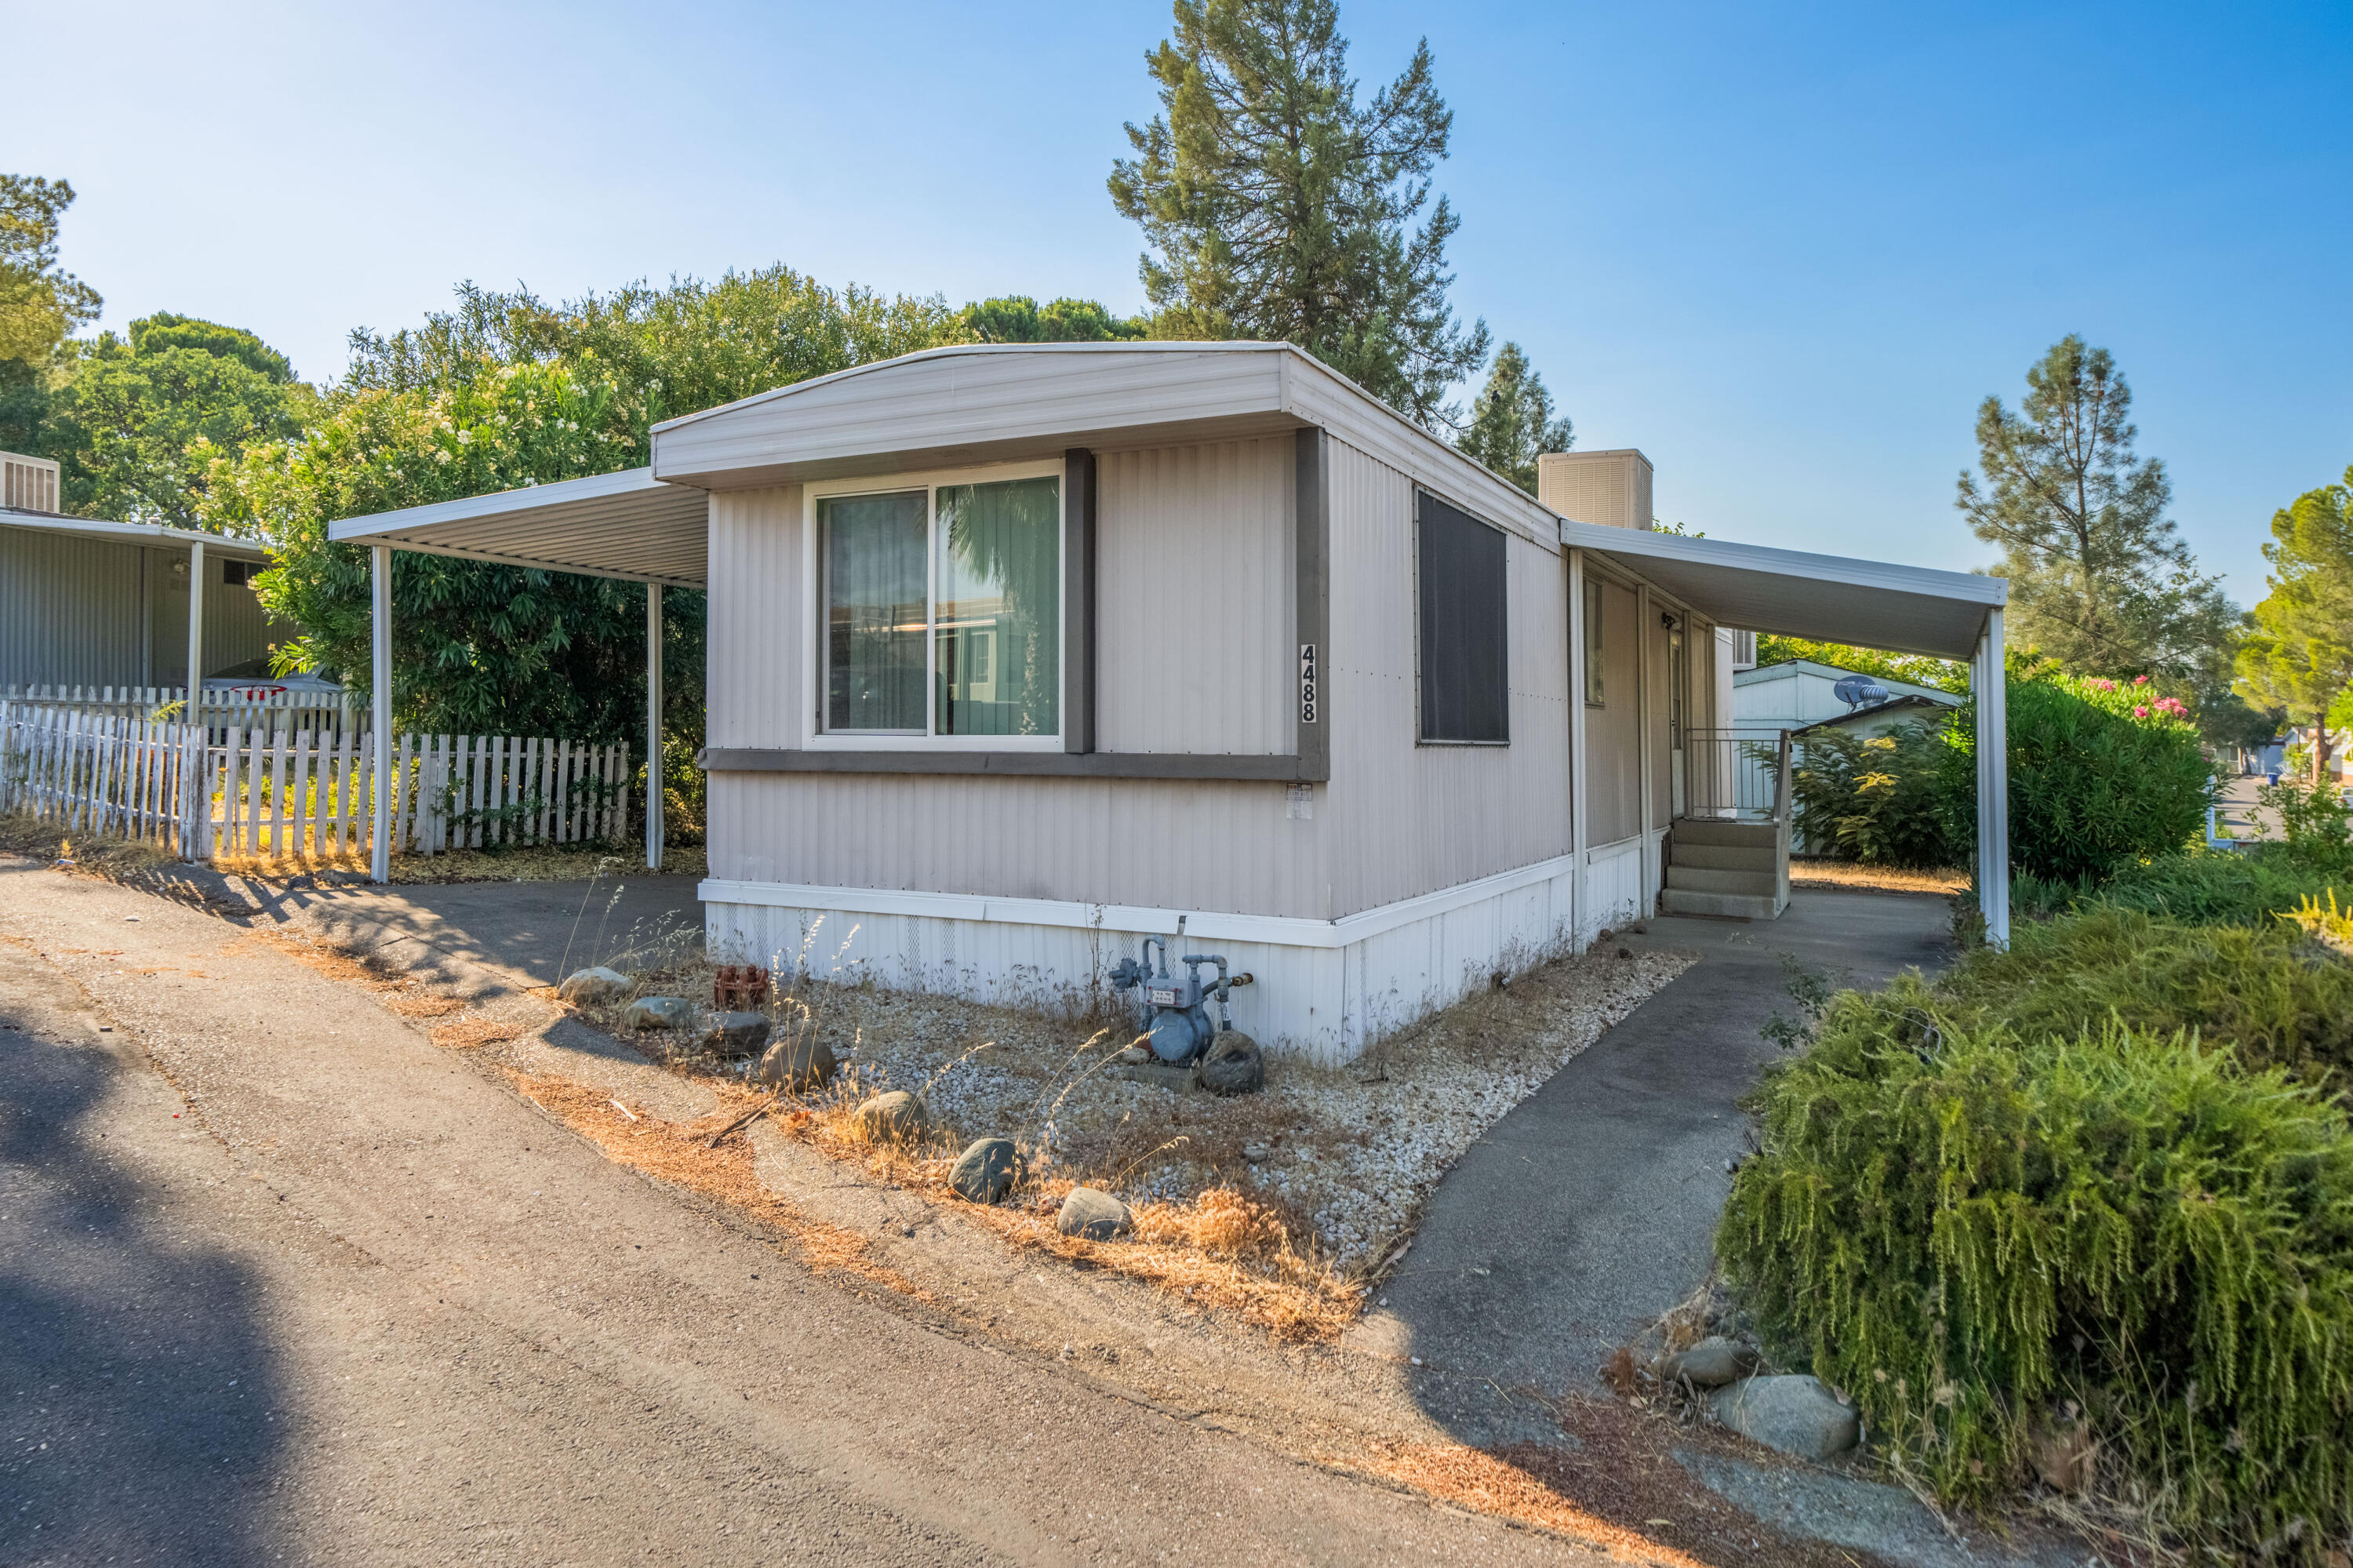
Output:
[1198, 1031, 1264, 1096]
[756, 1030, 835, 1093]
[850, 1090, 934, 1147]
[621, 995, 696, 1031]
[1056, 1186, 1132, 1241]
[1663, 1336, 1760, 1390]
[558, 966, 631, 1005]
[698, 1010, 772, 1057]
[948, 1137, 1024, 1204]
[1709, 1374, 1860, 1461]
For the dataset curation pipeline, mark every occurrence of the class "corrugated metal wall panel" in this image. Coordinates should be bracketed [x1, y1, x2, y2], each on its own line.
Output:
[1322, 438, 1572, 918]
[1095, 437, 1293, 755]
[705, 486, 802, 748]
[0, 528, 143, 686]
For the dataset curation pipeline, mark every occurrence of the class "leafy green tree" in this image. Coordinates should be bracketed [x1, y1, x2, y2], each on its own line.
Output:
[1956, 336, 2238, 685]
[205, 359, 688, 748]
[1753, 635, 1966, 695]
[47, 313, 311, 526]
[952, 296, 1147, 344]
[1455, 341, 1570, 494]
[1, 174, 102, 458]
[2238, 472, 2353, 784]
[0, 175, 100, 366]
[1107, 0, 1489, 428]
[342, 267, 958, 437]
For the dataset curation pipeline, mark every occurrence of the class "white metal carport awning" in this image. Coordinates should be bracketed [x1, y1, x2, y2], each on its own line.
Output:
[325, 467, 708, 588]
[1558, 519, 2003, 663]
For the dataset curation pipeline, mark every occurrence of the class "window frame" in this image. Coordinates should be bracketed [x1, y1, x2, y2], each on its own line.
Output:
[802, 459, 1067, 752]
[1413, 487, 1512, 748]
[1584, 577, 1606, 708]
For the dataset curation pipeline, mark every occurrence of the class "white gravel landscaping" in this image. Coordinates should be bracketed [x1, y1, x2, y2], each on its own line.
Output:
[720, 941, 1695, 1270]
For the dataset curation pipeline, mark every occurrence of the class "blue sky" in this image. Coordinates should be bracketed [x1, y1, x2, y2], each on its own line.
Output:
[13, 0, 2350, 604]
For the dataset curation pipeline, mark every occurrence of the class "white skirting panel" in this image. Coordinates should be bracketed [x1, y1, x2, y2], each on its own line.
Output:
[1582, 836, 1646, 941]
[703, 853, 1580, 1068]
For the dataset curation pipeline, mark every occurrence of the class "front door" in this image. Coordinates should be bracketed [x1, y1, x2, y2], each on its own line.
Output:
[1667, 615, 1687, 818]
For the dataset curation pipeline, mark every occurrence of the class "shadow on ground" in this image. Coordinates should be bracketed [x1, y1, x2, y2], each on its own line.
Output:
[0, 940, 286, 1566]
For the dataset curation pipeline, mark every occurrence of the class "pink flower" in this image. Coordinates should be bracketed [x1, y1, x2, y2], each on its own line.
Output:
[2134, 675, 2150, 686]
[2134, 704, 2150, 718]
[2089, 678, 2117, 691]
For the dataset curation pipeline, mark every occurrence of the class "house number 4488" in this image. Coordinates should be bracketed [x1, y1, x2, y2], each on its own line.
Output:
[1298, 642, 1319, 724]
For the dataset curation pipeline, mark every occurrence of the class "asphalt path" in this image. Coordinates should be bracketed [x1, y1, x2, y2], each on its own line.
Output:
[0, 857, 1579, 1566]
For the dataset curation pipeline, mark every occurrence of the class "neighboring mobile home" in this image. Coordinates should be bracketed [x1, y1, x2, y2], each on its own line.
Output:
[329, 343, 2013, 1063]
[1, 450, 289, 690]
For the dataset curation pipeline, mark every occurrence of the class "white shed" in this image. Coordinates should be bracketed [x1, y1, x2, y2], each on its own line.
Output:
[328, 343, 2013, 1063]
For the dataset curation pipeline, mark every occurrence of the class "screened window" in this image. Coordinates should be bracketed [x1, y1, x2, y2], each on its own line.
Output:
[820, 473, 1060, 740]
[1417, 492, 1509, 744]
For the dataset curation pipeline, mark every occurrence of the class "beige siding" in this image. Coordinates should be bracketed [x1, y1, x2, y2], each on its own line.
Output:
[704, 430, 1579, 923]
[705, 486, 802, 747]
[710, 771, 1328, 916]
[1586, 576, 1643, 845]
[1322, 438, 1571, 916]
[1096, 438, 1294, 755]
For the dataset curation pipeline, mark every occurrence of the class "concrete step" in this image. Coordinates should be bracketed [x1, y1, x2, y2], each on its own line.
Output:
[1671, 817, 1781, 849]
[1660, 887, 1784, 920]
[1666, 864, 1780, 897]
[1670, 841, 1778, 873]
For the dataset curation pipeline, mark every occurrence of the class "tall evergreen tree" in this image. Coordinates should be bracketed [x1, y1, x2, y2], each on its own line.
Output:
[1956, 336, 2237, 684]
[1456, 341, 1570, 494]
[0, 174, 102, 457]
[1107, 0, 1489, 429]
[2238, 473, 2353, 784]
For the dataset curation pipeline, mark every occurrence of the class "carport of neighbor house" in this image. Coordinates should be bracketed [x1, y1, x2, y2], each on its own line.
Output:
[1558, 518, 2011, 946]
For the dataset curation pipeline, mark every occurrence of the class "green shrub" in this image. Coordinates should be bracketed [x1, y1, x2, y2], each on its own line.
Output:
[1721, 1008, 2353, 1552]
[1790, 722, 1963, 868]
[1945, 663, 2216, 883]
[2263, 780, 2353, 882]
[1935, 905, 2353, 1098]
[2093, 844, 2345, 927]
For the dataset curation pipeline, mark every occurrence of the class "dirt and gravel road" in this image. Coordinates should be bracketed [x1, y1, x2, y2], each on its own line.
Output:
[0, 856, 1576, 1566]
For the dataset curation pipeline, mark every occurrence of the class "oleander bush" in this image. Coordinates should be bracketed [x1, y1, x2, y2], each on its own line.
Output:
[1943, 665, 2216, 884]
[1721, 1004, 2353, 1555]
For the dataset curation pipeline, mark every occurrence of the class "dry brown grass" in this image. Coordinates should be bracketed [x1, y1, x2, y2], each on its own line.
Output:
[205, 842, 707, 886]
[1787, 857, 1966, 894]
[748, 1066, 1362, 1341]
[1341, 1440, 1714, 1565]
[506, 1069, 928, 1299]
[0, 815, 179, 878]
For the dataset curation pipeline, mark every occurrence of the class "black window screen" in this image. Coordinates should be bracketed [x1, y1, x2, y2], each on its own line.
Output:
[1417, 492, 1509, 743]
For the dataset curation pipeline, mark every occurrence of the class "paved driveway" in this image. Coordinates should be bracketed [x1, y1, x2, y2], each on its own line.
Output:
[1377, 888, 1955, 1444]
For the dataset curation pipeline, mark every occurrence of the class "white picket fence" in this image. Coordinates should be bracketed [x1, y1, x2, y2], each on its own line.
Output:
[1, 700, 632, 862]
[2, 682, 353, 736]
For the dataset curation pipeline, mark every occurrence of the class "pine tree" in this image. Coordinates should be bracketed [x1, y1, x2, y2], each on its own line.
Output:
[1456, 342, 1570, 494]
[1956, 336, 2237, 682]
[1107, 0, 1489, 429]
